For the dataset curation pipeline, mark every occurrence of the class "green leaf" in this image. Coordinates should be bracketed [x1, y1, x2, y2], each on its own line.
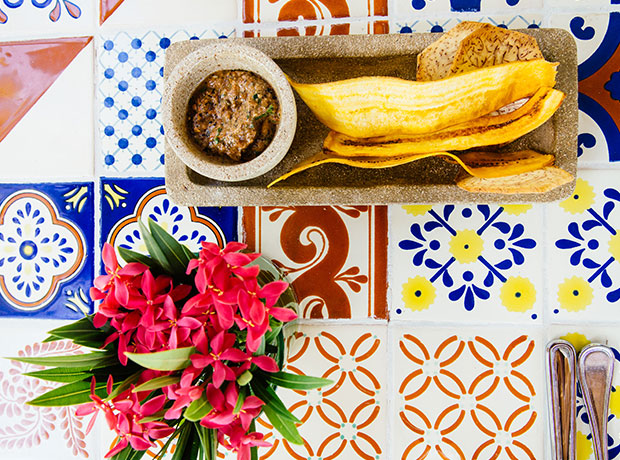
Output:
[125, 347, 195, 371]
[276, 329, 285, 371]
[152, 428, 180, 460]
[8, 351, 115, 369]
[184, 394, 212, 422]
[267, 371, 333, 390]
[195, 424, 209, 460]
[27, 379, 118, 406]
[262, 403, 304, 445]
[47, 316, 96, 336]
[44, 317, 108, 349]
[118, 246, 157, 269]
[237, 370, 253, 386]
[171, 423, 192, 460]
[251, 381, 300, 423]
[139, 220, 173, 274]
[111, 445, 147, 460]
[132, 375, 181, 393]
[23, 367, 93, 383]
[148, 218, 191, 276]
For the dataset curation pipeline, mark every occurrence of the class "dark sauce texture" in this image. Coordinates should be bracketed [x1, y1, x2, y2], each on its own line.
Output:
[187, 70, 280, 162]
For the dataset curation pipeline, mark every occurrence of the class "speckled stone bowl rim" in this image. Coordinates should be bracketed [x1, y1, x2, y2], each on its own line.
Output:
[162, 42, 296, 182]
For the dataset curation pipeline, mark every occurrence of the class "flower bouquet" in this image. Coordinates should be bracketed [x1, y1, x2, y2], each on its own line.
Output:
[10, 219, 331, 460]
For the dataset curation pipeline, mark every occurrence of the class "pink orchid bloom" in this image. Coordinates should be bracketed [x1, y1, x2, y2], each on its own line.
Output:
[191, 329, 247, 388]
[76, 376, 117, 435]
[149, 296, 204, 349]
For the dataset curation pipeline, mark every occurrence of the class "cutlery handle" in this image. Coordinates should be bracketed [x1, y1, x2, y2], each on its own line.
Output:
[547, 340, 577, 460]
[579, 344, 615, 460]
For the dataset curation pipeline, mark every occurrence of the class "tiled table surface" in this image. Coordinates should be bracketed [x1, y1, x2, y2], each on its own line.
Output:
[1, 0, 620, 459]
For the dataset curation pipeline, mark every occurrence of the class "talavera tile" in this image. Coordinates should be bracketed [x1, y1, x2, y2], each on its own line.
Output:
[100, 178, 238, 266]
[0, 38, 94, 181]
[0, 318, 100, 459]
[242, 0, 388, 24]
[549, 12, 620, 166]
[96, 29, 235, 175]
[392, 14, 542, 34]
[391, 204, 543, 323]
[243, 206, 388, 320]
[0, 0, 94, 40]
[546, 170, 620, 322]
[392, 326, 544, 460]
[392, 0, 542, 17]
[547, 327, 620, 460]
[0, 183, 94, 319]
[256, 324, 388, 460]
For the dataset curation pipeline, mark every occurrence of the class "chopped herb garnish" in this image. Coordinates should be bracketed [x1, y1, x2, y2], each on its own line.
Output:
[252, 104, 274, 122]
[214, 127, 222, 144]
[253, 93, 262, 103]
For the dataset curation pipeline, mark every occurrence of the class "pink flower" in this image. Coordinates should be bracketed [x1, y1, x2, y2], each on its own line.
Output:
[149, 296, 204, 349]
[219, 421, 271, 460]
[92, 243, 147, 306]
[191, 329, 247, 388]
[163, 367, 203, 420]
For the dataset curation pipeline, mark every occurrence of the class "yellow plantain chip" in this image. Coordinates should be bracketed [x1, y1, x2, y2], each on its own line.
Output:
[449, 25, 543, 76]
[268, 149, 555, 187]
[416, 21, 487, 81]
[324, 87, 565, 157]
[456, 166, 574, 194]
[288, 59, 557, 138]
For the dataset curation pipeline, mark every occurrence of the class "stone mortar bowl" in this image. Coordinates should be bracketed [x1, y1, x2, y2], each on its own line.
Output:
[162, 42, 296, 182]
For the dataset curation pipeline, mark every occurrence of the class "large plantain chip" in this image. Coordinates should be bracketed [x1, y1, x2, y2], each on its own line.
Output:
[449, 25, 543, 76]
[416, 21, 487, 81]
[456, 166, 574, 194]
[324, 87, 565, 157]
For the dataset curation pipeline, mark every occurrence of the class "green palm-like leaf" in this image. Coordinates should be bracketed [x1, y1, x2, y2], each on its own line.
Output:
[184, 394, 212, 422]
[125, 347, 195, 371]
[262, 403, 304, 445]
[27, 379, 118, 406]
[267, 371, 333, 390]
[132, 375, 180, 393]
[118, 246, 157, 269]
[23, 367, 93, 383]
[148, 218, 192, 276]
[8, 351, 115, 369]
[139, 220, 173, 273]
[251, 381, 300, 423]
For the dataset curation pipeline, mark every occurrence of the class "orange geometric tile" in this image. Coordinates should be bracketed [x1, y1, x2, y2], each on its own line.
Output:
[242, 0, 388, 37]
[243, 206, 388, 319]
[0, 37, 92, 145]
[392, 327, 544, 460]
[256, 324, 388, 460]
[100, 0, 126, 24]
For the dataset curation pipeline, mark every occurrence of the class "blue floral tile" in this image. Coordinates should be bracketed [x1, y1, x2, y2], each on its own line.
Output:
[549, 12, 620, 167]
[99, 178, 238, 270]
[96, 28, 236, 176]
[392, 0, 542, 16]
[546, 170, 620, 322]
[392, 15, 542, 37]
[390, 204, 543, 323]
[0, 183, 94, 319]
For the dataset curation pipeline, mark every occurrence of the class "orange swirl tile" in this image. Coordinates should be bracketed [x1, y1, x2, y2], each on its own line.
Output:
[471, 337, 501, 363]
[440, 438, 466, 460]
[438, 339, 465, 366]
[508, 408, 536, 436]
[472, 404, 502, 435]
[353, 401, 380, 429]
[317, 433, 346, 460]
[509, 340, 535, 367]
[505, 371, 536, 401]
[350, 368, 379, 395]
[435, 369, 466, 398]
[315, 333, 345, 361]
[402, 441, 430, 460]
[316, 399, 346, 427]
[509, 440, 536, 460]
[436, 405, 464, 434]
[353, 334, 380, 362]
[322, 368, 345, 397]
[351, 434, 381, 459]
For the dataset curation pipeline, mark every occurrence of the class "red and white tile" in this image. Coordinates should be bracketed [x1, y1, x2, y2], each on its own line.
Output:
[243, 206, 388, 320]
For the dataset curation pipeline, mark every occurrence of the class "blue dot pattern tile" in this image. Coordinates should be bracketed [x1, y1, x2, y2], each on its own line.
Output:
[97, 30, 234, 175]
[0, 183, 94, 319]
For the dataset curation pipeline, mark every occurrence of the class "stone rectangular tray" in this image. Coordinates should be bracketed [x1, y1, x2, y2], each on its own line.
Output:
[165, 30, 577, 206]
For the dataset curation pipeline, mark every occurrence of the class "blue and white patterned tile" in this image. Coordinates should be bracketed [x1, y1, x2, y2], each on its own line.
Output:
[96, 29, 236, 176]
[390, 204, 543, 323]
[549, 12, 620, 167]
[546, 170, 620, 322]
[391, 14, 542, 35]
[392, 0, 542, 17]
[0, 0, 95, 40]
[0, 183, 94, 319]
[99, 178, 238, 267]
